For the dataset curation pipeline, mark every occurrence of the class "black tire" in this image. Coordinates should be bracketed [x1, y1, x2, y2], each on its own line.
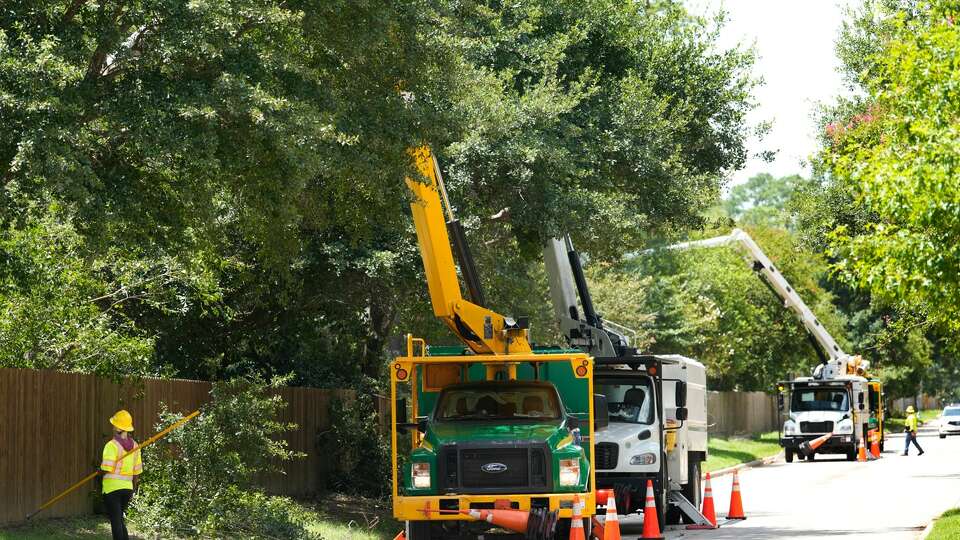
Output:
[807, 452, 815, 461]
[846, 449, 857, 461]
[555, 518, 589, 539]
[406, 521, 435, 540]
[785, 449, 794, 463]
[941, 434, 947, 439]
[679, 459, 702, 524]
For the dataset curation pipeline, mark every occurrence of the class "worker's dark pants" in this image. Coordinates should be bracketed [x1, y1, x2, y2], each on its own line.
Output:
[104, 489, 133, 540]
[904, 430, 923, 455]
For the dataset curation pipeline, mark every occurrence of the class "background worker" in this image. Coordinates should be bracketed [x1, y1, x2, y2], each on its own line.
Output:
[101, 410, 143, 540]
[903, 405, 924, 456]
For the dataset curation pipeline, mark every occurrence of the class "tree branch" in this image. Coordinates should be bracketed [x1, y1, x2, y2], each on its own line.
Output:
[59, 0, 90, 28]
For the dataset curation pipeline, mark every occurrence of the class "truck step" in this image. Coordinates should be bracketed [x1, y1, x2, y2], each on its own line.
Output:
[667, 491, 714, 528]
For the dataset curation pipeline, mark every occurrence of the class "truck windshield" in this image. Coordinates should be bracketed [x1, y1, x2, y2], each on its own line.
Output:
[791, 389, 849, 412]
[943, 408, 960, 417]
[435, 384, 562, 421]
[595, 378, 654, 425]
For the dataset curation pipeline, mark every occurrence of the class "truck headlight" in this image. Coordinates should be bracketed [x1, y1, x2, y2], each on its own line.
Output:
[412, 462, 431, 489]
[630, 453, 657, 465]
[835, 419, 853, 434]
[559, 459, 580, 486]
[783, 420, 798, 435]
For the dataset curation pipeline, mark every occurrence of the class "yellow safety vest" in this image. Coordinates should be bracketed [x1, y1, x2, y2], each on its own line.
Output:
[101, 438, 143, 494]
[906, 414, 919, 432]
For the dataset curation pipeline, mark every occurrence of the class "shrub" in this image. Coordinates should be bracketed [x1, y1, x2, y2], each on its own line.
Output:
[325, 395, 390, 497]
[131, 374, 314, 538]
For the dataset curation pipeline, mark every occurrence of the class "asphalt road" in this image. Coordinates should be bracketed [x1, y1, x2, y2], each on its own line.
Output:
[614, 427, 960, 540]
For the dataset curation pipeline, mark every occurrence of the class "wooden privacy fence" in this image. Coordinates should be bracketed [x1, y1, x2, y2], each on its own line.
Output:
[707, 391, 779, 437]
[0, 368, 353, 524]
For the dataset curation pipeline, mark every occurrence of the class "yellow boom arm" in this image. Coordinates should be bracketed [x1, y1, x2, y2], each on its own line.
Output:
[406, 147, 531, 355]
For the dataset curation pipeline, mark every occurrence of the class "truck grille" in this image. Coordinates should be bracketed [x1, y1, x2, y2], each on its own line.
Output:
[595, 443, 619, 470]
[800, 421, 834, 433]
[438, 445, 550, 493]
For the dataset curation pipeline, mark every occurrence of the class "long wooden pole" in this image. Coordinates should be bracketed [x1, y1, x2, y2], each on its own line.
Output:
[25, 410, 201, 520]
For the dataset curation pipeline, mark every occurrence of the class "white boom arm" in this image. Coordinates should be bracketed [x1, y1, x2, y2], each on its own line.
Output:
[543, 237, 630, 358]
[664, 229, 863, 380]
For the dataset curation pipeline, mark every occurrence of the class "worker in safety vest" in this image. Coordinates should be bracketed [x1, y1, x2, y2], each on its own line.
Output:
[903, 405, 924, 456]
[101, 410, 143, 540]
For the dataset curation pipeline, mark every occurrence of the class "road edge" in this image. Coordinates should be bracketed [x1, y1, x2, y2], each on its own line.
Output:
[917, 518, 936, 539]
[706, 452, 783, 478]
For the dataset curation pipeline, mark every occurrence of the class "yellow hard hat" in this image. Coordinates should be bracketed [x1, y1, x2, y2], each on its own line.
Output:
[110, 410, 134, 432]
[906, 405, 916, 414]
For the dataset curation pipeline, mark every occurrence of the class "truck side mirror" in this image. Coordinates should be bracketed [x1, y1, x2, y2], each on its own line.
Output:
[566, 415, 580, 430]
[777, 393, 784, 412]
[593, 394, 610, 431]
[676, 381, 687, 408]
[858, 392, 865, 410]
[676, 407, 688, 421]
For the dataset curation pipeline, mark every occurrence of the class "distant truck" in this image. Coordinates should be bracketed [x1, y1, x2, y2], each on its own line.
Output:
[778, 375, 884, 461]
[543, 237, 712, 530]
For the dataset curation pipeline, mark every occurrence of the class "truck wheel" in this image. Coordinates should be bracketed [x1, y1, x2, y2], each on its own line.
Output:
[846, 450, 856, 461]
[679, 460, 702, 524]
[405, 521, 436, 540]
[806, 452, 815, 461]
[785, 449, 794, 463]
[555, 518, 589, 539]
[940, 434, 947, 439]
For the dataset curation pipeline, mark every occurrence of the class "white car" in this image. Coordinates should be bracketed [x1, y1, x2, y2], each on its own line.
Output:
[938, 406, 960, 439]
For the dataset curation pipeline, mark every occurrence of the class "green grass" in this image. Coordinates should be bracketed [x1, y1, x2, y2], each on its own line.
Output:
[0, 494, 401, 540]
[0, 517, 115, 540]
[926, 508, 960, 540]
[704, 431, 782, 473]
[884, 409, 938, 433]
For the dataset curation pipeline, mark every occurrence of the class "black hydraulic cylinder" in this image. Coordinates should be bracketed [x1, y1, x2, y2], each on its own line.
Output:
[566, 248, 601, 329]
[447, 219, 486, 307]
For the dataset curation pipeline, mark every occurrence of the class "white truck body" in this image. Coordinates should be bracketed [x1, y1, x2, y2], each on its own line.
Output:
[594, 355, 708, 495]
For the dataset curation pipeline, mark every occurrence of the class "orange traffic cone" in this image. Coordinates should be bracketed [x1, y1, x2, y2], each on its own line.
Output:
[701, 472, 718, 527]
[393, 532, 406, 540]
[727, 469, 746, 520]
[569, 493, 586, 540]
[602, 489, 622, 540]
[857, 437, 868, 462]
[799, 432, 832, 457]
[870, 430, 881, 458]
[462, 508, 530, 533]
[641, 480, 664, 539]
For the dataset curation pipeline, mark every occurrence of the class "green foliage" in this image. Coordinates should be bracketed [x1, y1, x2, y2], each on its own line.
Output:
[131, 375, 306, 538]
[324, 396, 391, 497]
[0, 0, 757, 387]
[0, 208, 156, 375]
[817, 1, 960, 329]
[725, 173, 814, 229]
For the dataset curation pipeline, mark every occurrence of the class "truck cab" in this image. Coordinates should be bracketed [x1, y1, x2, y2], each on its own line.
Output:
[778, 376, 884, 462]
[592, 355, 708, 523]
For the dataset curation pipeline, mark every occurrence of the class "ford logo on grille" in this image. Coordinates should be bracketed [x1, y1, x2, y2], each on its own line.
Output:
[481, 462, 508, 474]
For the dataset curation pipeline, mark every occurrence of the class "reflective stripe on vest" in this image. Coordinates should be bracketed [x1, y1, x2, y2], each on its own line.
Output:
[109, 439, 139, 476]
[103, 472, 134, 481]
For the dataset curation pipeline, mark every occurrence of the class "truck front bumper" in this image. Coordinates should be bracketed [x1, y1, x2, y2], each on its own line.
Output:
[394, 493, 595, 521]
[780, 434, 855, 453]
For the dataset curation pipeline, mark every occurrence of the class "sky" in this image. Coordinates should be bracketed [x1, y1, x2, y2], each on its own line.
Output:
[685, 0, 862, 186]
